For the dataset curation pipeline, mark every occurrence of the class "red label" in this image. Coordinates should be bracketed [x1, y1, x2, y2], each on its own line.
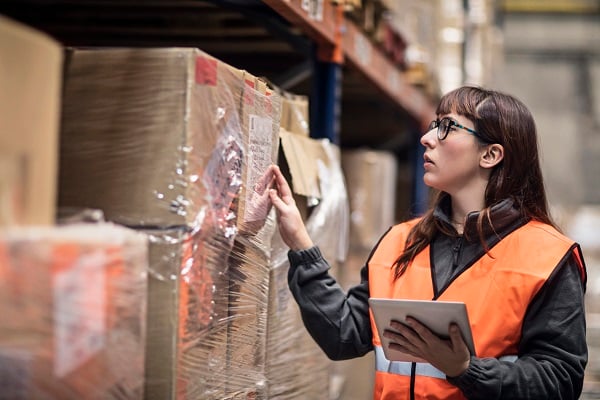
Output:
[195, 56, 217, 86]
[244, 79, 255, 105]
[264, 90, 272, 114]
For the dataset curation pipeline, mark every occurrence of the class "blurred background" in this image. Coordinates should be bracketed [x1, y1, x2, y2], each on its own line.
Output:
[496, 3, 600, 398]
[0, 0, 599, 399]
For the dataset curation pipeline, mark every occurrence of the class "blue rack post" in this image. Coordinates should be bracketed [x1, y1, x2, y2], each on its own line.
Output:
[310, 46, 342, 144]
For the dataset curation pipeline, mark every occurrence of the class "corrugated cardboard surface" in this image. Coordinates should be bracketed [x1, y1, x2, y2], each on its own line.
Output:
[236, 77, 281, 235]
[279, 129, 329, 200]
[59, 48, 245, 228]
[280, 93, 309, 137]
[0, 16, 62, 226]
[143, 228, 233, 400]
[265, 239, 331, 399]
[342, 149, 397, 251]
[58, 47, 280, 399]
[60, 47, 281, 236]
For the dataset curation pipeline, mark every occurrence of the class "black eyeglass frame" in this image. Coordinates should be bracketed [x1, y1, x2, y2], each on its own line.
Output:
[428, 117, 481, 141]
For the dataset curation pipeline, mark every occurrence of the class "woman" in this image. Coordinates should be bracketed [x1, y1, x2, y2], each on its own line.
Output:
[268, 86, 587, 399]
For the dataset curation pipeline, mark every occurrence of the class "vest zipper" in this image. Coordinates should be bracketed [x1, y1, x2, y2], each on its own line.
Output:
[452, 237, 464, 269]
[410, 362, 416, 400]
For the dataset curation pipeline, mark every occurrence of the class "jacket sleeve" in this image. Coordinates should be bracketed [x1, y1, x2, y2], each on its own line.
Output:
[447, 252, 588, 400]
[287, 246, 373, 360]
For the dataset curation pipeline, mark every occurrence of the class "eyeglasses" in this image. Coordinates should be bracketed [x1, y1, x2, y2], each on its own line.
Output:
[428, 117, 480, 141]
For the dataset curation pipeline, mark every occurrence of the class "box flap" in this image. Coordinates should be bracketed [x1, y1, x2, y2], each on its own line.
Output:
[279, 129, 329, 199]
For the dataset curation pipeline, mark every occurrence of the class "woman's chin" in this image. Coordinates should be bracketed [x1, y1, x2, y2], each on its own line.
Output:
[423, 176, 438, 190]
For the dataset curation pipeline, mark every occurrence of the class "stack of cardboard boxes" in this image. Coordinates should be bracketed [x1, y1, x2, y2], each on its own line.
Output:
[268, 90, 351, 399]
[58, 47, 281, 399]
[0, 14, 355, 400]
[0, 16, 149, 400]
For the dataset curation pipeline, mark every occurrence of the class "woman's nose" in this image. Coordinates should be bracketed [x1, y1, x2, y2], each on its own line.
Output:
[420, 128, 436, 147]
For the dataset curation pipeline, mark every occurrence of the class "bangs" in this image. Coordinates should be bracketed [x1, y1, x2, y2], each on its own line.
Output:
[436, 86, 490, 120]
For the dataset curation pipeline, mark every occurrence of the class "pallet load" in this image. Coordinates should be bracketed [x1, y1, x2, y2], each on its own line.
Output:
[59, 47, 280, 399]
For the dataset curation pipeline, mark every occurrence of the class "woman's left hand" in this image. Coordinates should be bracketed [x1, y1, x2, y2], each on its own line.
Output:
[383, 317, 471, 377]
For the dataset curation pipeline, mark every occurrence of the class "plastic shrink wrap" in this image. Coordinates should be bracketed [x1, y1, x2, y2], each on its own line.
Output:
[268, 130, 350, 399]
[0, 223, 148, 399]
[59, 47, 280, 399]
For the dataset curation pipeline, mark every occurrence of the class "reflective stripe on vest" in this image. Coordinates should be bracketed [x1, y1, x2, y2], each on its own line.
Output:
[375, 346, 518, 379]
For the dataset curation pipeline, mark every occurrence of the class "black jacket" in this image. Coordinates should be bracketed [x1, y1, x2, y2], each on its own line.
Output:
[287, 199, 587, 399]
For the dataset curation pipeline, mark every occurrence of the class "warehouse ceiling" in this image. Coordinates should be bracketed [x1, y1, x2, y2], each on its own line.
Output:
[0, 0, 418, 158]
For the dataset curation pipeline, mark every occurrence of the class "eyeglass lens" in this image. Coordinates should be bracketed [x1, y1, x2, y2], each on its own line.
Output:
[428, 118, 451, 140]
[438, 119, 451, 140]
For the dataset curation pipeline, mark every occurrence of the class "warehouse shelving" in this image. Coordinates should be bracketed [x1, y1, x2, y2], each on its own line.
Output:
[263, 0, 436, 130]
[0, 0, 436, 145]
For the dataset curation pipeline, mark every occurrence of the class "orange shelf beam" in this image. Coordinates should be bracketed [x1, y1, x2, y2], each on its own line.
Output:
[262, 0, 436, 128]
[261, 0, 338, 48]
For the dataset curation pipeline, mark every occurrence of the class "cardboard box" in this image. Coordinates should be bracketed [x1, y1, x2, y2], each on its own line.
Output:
[264, 241, 331, 399]
[140, 228, 231, 400]
[278, 129, 327, 200]
[0, 16, 62, 226]
[280, 93, 310, 137]
[59, 47, 283, 398]
[0, 224, 148, 399]
[59, 48, 246, 228]
[225, 237, 271, 398]
[59, 47, 280, 237]
[341, 149, 397, 250]
[236, 76, 281, 235]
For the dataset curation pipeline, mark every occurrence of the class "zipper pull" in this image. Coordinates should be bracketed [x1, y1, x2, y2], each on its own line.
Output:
[452, 237, 463, 269]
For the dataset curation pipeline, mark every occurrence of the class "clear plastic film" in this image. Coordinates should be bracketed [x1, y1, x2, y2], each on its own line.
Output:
[58, 48, 281, 399]
[266, 139, 350, 399]
[0, 223, 148, 399]
[305, 140, 350, 264]
[60, 48, 245, 229]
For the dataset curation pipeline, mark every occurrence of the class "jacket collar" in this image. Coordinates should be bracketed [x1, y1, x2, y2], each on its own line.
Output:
[433, 196, 527, 241]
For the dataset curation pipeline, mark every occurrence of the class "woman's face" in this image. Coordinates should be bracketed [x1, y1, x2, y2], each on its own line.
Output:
[420, 113, 486, 196]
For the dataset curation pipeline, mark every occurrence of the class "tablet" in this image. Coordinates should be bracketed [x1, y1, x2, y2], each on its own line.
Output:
[369, 298, 475, 363]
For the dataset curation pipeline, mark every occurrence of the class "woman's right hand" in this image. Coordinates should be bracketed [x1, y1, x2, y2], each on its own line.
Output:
[268, 165, 314, 251]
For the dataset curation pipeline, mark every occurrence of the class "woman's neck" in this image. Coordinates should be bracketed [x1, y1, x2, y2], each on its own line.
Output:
[450, 194, 486, 234]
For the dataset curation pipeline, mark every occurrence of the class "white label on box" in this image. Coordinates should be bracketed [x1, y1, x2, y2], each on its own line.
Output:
[245, 114, 273, 222]
[354, 33, 372, 66]
[0, 348, 31, 399]
[301, 0, 323, 21]
[53, 251, 107, 378]
[387, 71, 400, 94]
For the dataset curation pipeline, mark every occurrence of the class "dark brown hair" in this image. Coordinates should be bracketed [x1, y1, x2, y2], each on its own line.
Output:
[394, 86, 557, 279]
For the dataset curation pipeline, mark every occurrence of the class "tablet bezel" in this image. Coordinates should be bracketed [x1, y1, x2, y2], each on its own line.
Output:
[369, 298, 476, 363]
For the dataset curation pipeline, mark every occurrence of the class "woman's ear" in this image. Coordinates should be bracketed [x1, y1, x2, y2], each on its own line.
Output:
[480, 143, 504, 169]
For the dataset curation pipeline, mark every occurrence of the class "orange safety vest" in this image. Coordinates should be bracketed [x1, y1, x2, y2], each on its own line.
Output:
[368, 219, 585, 400]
